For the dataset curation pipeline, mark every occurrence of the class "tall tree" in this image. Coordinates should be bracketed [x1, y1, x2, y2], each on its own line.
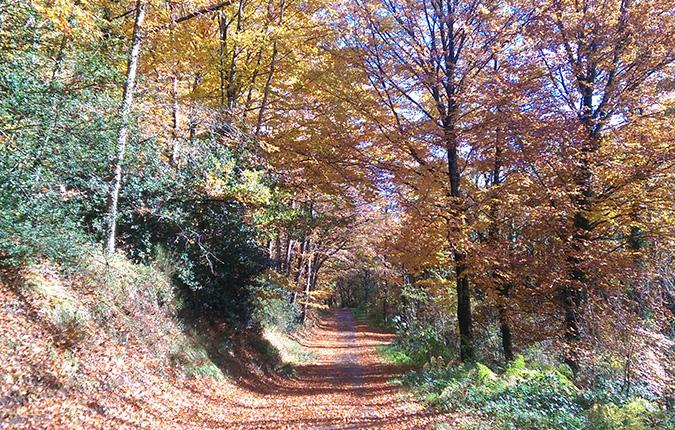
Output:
[526, 0, 675, 371]
[347, 0, 524, 361]
[106, 0, 147, 255]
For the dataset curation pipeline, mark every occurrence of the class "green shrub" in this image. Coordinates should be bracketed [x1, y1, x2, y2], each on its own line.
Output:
[250, 273, 301, 332]
[389, 318, 454, 366]
[401, 354, 673, 430]
[185, 362, 224, 379]
[403, 357, 586, 430]
[0, 3, 270, 326]
[377, 343, 417, 366]
[169, 339, 224, 379]
[587, 398, 672, 430]
[278, 363, 296, 378]
[252, 336, 283, 367]
[0, 2, 119, 266]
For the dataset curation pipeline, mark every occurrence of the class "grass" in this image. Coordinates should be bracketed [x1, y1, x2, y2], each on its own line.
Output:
[169, 338, 225, 380]
[264, 330, 316, 364]
[23, 266, 93, 345]
[377, 343, 418, 366]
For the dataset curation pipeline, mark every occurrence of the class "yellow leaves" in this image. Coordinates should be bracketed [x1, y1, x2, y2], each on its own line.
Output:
[476, 5, 491, 17]
[203, 162, 271, 206]
[258, 269, 294, 292]
[414, 276, 454, 306]
[202, 159, 236, 196]
[238, 170, 272, 205]
[33, 0, 100, 41]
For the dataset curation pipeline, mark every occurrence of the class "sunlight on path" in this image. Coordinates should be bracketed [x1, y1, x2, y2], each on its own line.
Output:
[212, 309, 457, 429]
[336, 309, 365, 393]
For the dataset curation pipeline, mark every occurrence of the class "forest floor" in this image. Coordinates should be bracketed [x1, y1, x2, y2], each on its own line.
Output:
[212, 309, 458, 429]
[2, 267, 458, 430]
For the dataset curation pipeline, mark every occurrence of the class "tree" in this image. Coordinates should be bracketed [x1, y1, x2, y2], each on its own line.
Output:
[525, 0, 674, 372]
[345, 0, 526, 361]
[106, 0, 147, 255]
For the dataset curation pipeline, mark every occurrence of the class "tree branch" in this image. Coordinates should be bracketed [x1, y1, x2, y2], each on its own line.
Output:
[174, 1, 234, 24]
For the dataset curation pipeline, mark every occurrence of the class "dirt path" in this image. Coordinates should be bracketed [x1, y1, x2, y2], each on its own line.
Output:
[3, 272, 464, 430]
[2, 294, 456, 429]
[208, 309, 455, 429]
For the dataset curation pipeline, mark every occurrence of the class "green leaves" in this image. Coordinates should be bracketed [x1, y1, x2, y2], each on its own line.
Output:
[0, 5, 119, 264]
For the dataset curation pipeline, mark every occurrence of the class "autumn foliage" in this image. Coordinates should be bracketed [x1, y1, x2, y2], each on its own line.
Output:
[0, 0, 673, 428]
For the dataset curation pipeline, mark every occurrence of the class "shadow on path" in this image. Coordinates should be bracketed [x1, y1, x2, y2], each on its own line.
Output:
[200, 309, 455, 429]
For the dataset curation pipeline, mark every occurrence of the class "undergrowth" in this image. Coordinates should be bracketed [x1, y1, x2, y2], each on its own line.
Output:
[7, 253, 305, 383]
[351, 306, 394, 330]
[392, 352, 674, 430]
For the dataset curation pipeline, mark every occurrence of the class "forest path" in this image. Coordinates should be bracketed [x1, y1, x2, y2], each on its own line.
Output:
[203, 309, 456, 429]
[0, 276, 460, 430]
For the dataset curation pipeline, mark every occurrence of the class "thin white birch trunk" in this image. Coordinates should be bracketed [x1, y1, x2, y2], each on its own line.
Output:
[106, 0, 147, 255]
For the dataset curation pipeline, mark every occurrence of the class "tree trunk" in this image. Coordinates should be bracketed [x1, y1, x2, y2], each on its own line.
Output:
[562, 49, 605, 373]
[170, 74, 180, 166]
[445, 117, 474, 362]
[564, 122, 598, 374]
[498, 281, 514, 362]
[455, 252, 474, 361]
[226, 0, 245, 111]
[310, 252, 320, 289]
[267, 237, 274, 259]
[274, 232, 281, 270]
[218, 11, 229, 109]
[105, 0, 146, 255]
[302, 250, 312, 322]
[255, 0, 285, 138]
[293, 237, 307, 283]
[499, 303, 514, 362]
[562, 275, 584, 373]
[284, 235, 293, 275]
[382, 284, 388, 324]
[188, 73, 201, 140]
[491, 135, 514, 362]
[244, 46, 264, 114]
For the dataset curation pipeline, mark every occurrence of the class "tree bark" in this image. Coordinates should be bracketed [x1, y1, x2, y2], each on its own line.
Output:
[226, 0, 245, 111]
[563, 70, 601, 373]
[218, 11, 229, 109]
[310, 252, 320, 289]
[499, 300, 514, 362]
[284, 235, 293, 275]
[170, 74, 180, 166]
[188, 73, 201, 140]
[455, 252, 474, 361]
[293, 237, 306, 283]
[302, 249, 312, 322]
[491, 135, 514, 362]
[271, 232, 279, 269]
[174, 1, 233, 24]
[382, 283, 389, 323]
[445, 118, 474, 362]
[255, 0, 285, 138]
[105, 0, 146, 255]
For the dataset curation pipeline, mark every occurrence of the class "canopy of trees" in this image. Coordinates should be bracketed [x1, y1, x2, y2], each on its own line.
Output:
[1, 0, 673, 394]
